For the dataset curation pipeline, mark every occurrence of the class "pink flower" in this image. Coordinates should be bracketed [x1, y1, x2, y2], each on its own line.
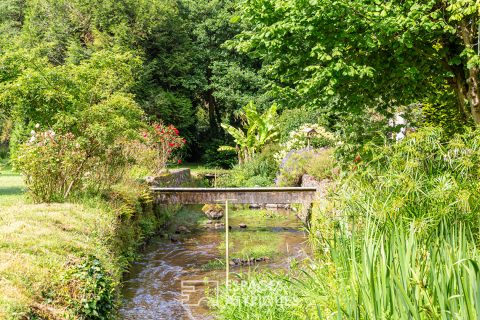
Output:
[177, 159, 182, 164]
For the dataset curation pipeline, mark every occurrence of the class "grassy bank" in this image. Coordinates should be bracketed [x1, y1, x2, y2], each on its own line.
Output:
[212, 128, 480, 319]
[0, 164, 173, 319]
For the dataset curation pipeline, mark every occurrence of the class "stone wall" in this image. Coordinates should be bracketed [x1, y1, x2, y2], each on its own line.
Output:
[297, 174, 331, 225]
[146, 169, 192, 187]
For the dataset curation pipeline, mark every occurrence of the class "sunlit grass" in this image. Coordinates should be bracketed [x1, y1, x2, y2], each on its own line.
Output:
[0, 164, 25, 207]
[169, 162, 231, 175]
[0, 164, 119, 319]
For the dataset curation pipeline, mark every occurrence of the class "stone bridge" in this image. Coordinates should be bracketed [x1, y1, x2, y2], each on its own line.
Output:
[151, 187, 317, 204]
[151, 187, 318, 223]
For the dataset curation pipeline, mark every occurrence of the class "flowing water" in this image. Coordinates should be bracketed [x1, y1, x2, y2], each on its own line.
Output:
[119, 206, 309, 320]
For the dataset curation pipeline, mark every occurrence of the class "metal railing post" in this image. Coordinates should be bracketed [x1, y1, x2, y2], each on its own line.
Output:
[225, 199, 229, 287]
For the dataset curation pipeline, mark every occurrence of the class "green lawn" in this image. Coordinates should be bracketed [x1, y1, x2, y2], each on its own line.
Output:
[0, 163, 25, 207]
[169, 162, 231, 175]
[0, 162, 119, 319]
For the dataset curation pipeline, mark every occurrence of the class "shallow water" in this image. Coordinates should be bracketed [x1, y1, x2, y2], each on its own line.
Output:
[119, 206, 309, 320]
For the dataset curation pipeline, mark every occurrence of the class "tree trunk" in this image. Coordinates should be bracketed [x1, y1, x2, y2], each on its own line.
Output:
[459, 20, 480, 123]
[467, 67, 480, 123]
[206, 89, 218, 133]
[205, 66, 219, 134]
[236, 145, 243, 165]
[451, 66, 470, 122]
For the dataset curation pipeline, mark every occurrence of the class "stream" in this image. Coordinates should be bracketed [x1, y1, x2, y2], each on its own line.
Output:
[119, 205, 309, 320]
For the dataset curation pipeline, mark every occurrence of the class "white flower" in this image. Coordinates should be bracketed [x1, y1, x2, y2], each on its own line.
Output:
[30, 130, 35, 135]
[46, 130, 55, 138]
[35, 123, 40, 129]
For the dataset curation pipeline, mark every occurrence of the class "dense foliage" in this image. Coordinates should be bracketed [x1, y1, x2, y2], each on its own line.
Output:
[2, 0, 480, 318]
[218, 144, 280, 187]
[232, 0, 480, 124]
[220, 102, 279, 164]
[214, 127, 480, 319]
[338, 128, 480, 229]
[0, 0, 270, 164]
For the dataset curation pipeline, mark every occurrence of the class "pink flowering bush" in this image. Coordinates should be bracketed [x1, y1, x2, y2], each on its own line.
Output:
[12, 121, 185, 202]
[13, 129, 88, 202]
[13, 100, 143, 202]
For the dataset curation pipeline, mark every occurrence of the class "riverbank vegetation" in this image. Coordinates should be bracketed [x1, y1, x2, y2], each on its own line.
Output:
[214, 128, 480, 319]
[0, 162, 182, 319]
[2, 0, 480, 319]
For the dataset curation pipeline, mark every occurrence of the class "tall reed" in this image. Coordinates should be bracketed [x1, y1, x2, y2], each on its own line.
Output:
[334, 221, 480, 319]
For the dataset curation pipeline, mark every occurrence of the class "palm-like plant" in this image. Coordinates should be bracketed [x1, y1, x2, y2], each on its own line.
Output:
[219, 102, 279, 164]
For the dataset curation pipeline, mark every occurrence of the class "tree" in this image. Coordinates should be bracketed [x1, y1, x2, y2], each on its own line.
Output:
[179, 0, 271, 132]
[0, 0, 272, 162]
[220, 101, 279, 163]
[4, 49, 145, 201]
[0, 49, 143, 151]
[232, 0, 480, 123]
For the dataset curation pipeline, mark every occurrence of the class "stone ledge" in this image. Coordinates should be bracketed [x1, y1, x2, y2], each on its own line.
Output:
[146, 169, 192, 187]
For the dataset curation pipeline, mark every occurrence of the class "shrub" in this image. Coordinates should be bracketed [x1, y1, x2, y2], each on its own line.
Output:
[62, 256, 116, 319]
[13, 130, 88, 202]
[333, 127, 480, 231]
[13, 121, 143, 202]
[8, 53, 146, 202]
[218, 145, 279, 187]
[333, 110, 391, 164]
[2, 50, 142, 153]
[276, 149, 335, 186]
[139, 122, 186, 174]
[200, 137, 237, 169]
[276, 106, 324, 142]
[274, 124, 336, 164]
[421, 93, 468, 136]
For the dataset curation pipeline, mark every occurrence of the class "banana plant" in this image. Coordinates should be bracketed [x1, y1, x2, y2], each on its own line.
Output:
[219, 101, 279, 164]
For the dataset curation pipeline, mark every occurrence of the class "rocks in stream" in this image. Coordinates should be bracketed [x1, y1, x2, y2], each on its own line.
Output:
[175, 226, 191, 234]
[239, 223, 247, 228]
[250, 203, 292, 210]
[203, 222, 235, 231]
[265, 204, 291, 209]
[214, 222, 225, 229]
[229, 257, 270, 267]
[169, 234, 179, 242]
[201, 204, 224, 220]
[203, 222, 234, 230]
